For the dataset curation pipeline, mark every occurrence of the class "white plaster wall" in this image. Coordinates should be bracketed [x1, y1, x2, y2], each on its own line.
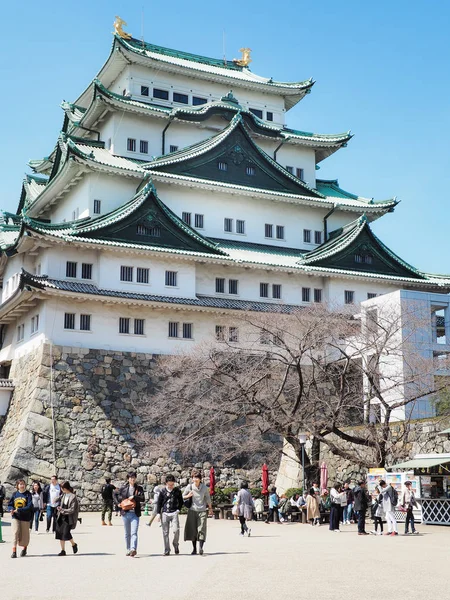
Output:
[109, 64, 286, 125]
[49, 173, 139, 223]
[327, 278, 399, 306]
[257, 140, 317, 188]
[196, 263, 325, 304]
[156, 183, 329, 250]
[2, 254, 36, 303]
[0, 300, 47, 363]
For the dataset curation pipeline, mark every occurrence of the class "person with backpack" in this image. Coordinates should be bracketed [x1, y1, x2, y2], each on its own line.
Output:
[8, 479, 33, 558]
[379, 479, 398, 536]
[353, 480, 370, 535]
[100, 477, 116, 526]
[370, 486, 385, 535]
[402, 481, 419, 535]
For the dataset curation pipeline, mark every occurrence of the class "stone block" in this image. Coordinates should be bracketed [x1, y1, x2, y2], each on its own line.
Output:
[24, 412, 54, 438]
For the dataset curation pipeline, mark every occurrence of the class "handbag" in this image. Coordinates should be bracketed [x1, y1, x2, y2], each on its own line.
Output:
[119, 498, 136, 511]
[232, 504, 239, 516]
[183, 484, 193, 509]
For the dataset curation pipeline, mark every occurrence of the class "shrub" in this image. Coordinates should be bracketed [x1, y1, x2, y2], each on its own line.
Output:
[284, 487, 303, 499]
[211, 489, 229, 505]
[250, 488, 261, 498]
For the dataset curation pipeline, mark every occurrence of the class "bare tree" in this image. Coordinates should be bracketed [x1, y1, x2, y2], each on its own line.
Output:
[136, 300, 450, 478]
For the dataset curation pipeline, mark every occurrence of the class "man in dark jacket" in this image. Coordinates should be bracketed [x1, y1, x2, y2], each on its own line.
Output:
[156, 474, 184, 555]
[353, 481, 370, 535]
[100, 478, 116, 526]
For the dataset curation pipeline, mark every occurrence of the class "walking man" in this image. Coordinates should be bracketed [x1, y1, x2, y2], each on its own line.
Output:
[43, 475, 61, 533]
[100, 478, 116, 526]
[156, 474, 183, 555]
[379, 479, 398, 536]
[353, 480, 370, 535]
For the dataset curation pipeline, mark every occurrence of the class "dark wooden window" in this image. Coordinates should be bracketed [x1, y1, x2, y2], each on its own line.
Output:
[66, 261, 77, 278]
[81, 263, 92, 280]
[193, 96, 207, 105]
[249, 108, 263, 119]
[173, 92, 189, 104]
[141, 86, 149, 96]
[153, 88, 169, 100]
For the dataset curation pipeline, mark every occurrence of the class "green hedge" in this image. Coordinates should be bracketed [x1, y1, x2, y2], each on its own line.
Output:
[284, 487, 303, 499]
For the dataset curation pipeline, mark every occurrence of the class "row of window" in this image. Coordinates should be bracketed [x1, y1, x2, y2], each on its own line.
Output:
[217, 161, 256, 176]
[66, 262, 93, 279]
[126, 137, 179, 155]
[120, 267, 178, 287]
[139, 87, 275, 122]
[286, 166, 304, 180]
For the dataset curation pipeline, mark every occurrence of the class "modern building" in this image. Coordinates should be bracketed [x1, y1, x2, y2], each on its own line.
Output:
[0, 21, 449, 368]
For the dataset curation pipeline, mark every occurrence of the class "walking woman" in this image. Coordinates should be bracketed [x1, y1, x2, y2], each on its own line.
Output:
[8, 479, 33, 558]
[237, 481, 253, 537]
[306, 488, 321, 526]
[55, 481, 80, 556]
[119, 471, 145, 557]
[30, 481, 44, 533]
[183, 469, 213, 555]
[402, 481, 419, 535]
[329, 482, 342, 532]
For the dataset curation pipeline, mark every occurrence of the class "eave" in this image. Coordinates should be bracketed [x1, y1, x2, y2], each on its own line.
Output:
[75, 36, 315, 112]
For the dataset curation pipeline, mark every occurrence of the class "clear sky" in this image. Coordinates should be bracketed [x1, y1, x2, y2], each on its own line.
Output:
[1, 1, 448, 273]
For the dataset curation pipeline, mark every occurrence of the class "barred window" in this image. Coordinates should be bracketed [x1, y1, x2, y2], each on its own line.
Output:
[81, 263, 92, 280]
[66, 261, 77, 278]
[215, 278, 225, 294]
[236, 220, 245, 234]
[303, 229, 311, 243]
[165, 271, 177, 287]
[229, 327, 239, 342]
[17, 324, 25, 341]
[228, 279, 238, 295]
[218, 161, 228, 172]
[266, 111, 273, 121]
[93, 199, 101, 215]
[224, 218, 233, 232]
[80, 314, 91, 331]
[140, 140, 149, 154]
[127, 138, 136, 152]
[182, 323, 193, 339]
[173, 92, 189, 104]
[182, 212, 192, 226]
[215, 325, 225, 341]
[314, 230, 322, 245]
[286, 166, 293, 174]
[276, 225, 284, 240]
[120, 266, 133, 282]
[367, 293, 377, 300]
[153, 88, 169, 100]
[168, 322, 178, 338]
[296, 168, 304, 180]
[246, 165, 255, 176]
[302, 287, 310, 303]
[31, 315, 39, 334]
[265, 224, 273, 238]
[260, 282, 269, 298]
[314, 288, 322, 303]
[169, 145, 179, 153]
[119, 317, 130, 334]
[134, 319, 145, 335]
[136, 268, 149, 284]
[345, 290, 355, 305]
[194, 214, 204, 228]
[272, 284, 282, 299]
[136, 223, 161, 237]
[64, 313, 75, 330]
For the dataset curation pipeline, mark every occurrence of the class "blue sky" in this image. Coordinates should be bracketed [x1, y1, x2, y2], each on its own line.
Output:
[1, 1, 448, 273]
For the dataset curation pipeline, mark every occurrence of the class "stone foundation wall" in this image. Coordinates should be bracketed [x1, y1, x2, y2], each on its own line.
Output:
[0, 343, 278, 504]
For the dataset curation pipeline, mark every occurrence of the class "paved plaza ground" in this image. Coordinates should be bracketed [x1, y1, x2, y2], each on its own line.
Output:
[1, 511, 448, 599]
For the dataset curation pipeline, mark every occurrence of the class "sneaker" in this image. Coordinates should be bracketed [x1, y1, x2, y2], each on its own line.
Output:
[58, 550, 66, 556]
[126, 550, 131, 556]
[199, 547, 204, 555]
[370, 530, 376, 535]
[129, 550, 137, 557]
[191, 549, 197, 555]
[11, 551, 17, 559]
[384, 532, 392, 536]
[164, 551, 170, 556]
[390, 532, 398, 536]
[412, 530, 419, 535]
[72, 543, 78, 554]
[239, 532, 244, 536]
[174, 545, 179, 554]
[20, 548, 27, 557]
[247, 528, 251, 537]
[377, 531, 383, 536]
[334, 529, 341, 533]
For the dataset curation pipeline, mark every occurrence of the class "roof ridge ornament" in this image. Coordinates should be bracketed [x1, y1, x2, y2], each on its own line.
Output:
[233, 48, 252, 67]
[113, 16, 132, 40]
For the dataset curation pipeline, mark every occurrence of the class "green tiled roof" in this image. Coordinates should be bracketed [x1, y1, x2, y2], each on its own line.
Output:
[315, 179, 397, 207]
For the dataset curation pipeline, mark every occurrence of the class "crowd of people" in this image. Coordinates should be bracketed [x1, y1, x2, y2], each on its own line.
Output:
[1, 471, 420, 559]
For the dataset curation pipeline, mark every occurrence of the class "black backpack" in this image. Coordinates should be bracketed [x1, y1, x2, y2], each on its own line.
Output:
[390, 486, 398, 507]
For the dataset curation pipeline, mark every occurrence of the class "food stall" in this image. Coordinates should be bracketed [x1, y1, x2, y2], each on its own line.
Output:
[388, 453, 450, 525]
[367, 468, 420, 523]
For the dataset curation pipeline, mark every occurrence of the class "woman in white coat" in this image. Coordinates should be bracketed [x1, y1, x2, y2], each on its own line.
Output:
[237, 481, 253, 537]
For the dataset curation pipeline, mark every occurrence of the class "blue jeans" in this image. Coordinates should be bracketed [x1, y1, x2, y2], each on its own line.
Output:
[122, 511, 139, 552]
[33, 507, 41, 531]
